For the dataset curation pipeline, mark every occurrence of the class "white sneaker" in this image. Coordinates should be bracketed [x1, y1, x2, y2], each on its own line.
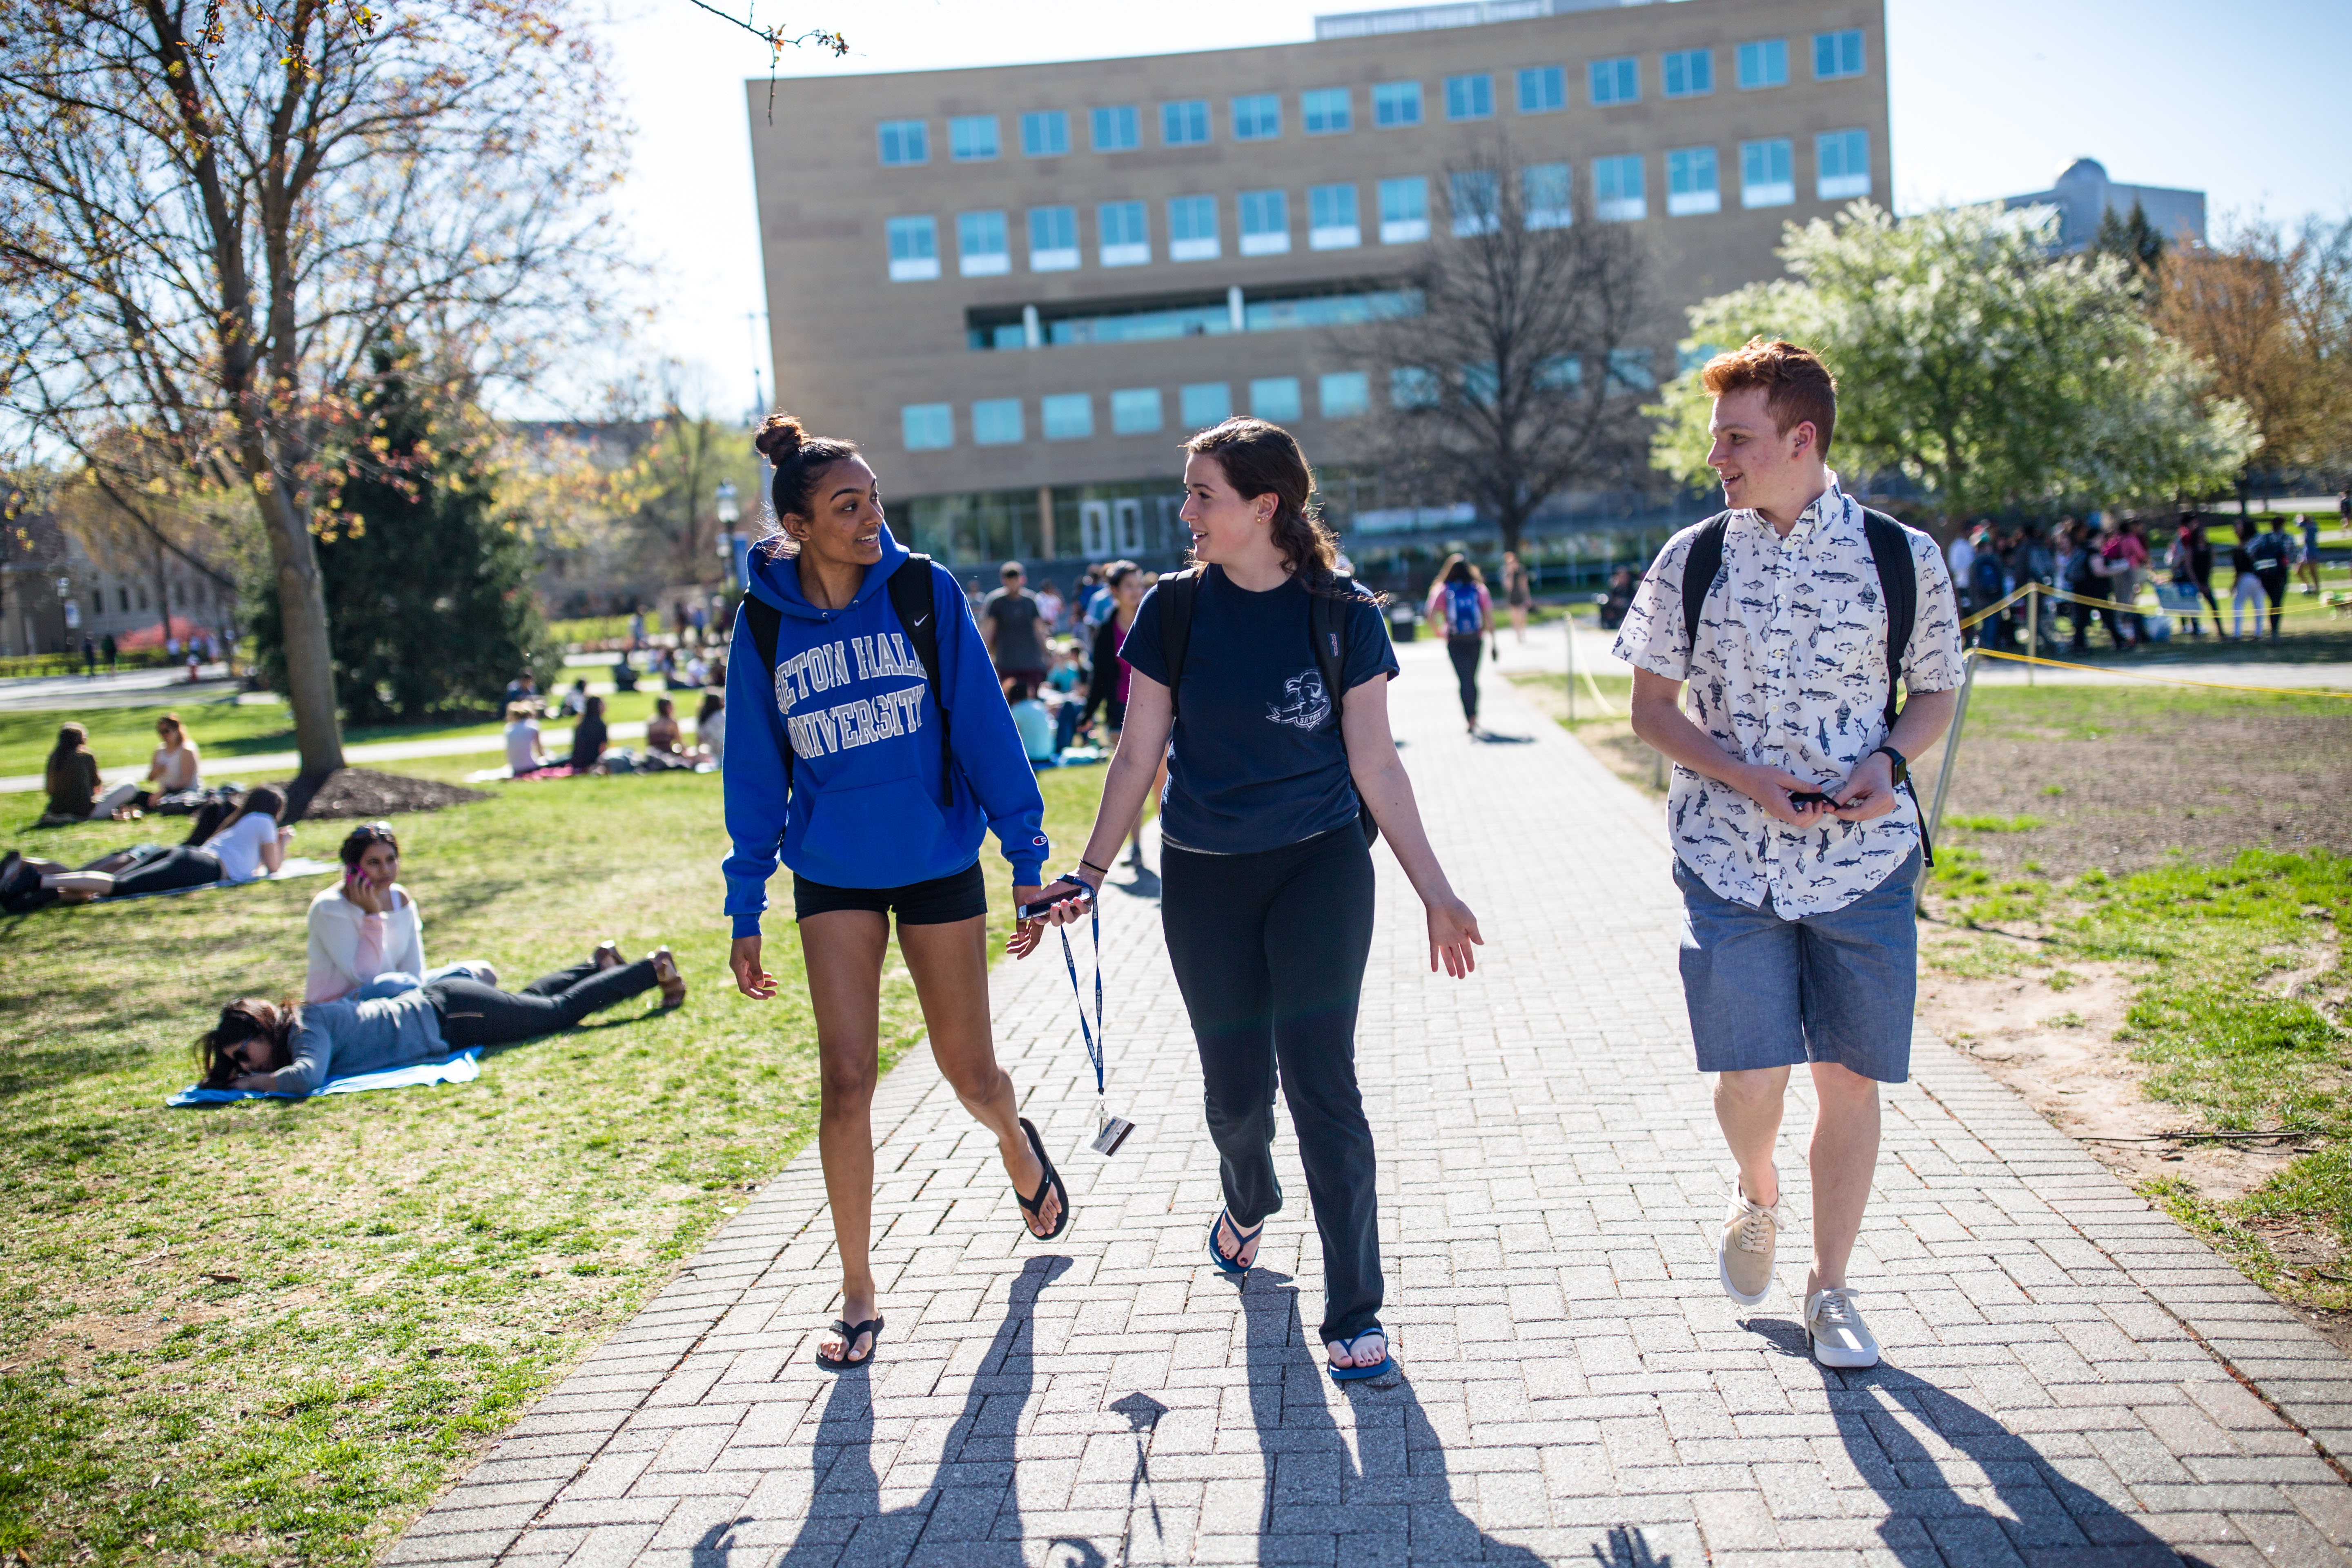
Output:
[1716, 1184, 1778, 1306]
[1805, 1287, 1880, 1368]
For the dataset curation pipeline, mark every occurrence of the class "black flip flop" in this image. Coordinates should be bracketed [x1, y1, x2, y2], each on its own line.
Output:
[814, 1314, 883, 1371]
[1015, 1116, 1071, 1241]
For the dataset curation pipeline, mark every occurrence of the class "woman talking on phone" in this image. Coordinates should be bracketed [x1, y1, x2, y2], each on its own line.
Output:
[305, 822, 499, 1002]
[722, 413, 1067, 1372]
[1036, 418, 1483, 1382]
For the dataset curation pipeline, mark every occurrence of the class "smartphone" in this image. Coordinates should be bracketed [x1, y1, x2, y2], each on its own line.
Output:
[1787, 790, 1837, 809]
[1017, 880, 1092, 921]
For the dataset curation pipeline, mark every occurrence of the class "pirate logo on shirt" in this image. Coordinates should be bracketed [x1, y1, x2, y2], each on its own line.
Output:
[1266, 668, 1330, 733]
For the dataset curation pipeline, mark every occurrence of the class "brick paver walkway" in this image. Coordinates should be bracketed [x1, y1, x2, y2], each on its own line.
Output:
[390, 642, 2352, 1567]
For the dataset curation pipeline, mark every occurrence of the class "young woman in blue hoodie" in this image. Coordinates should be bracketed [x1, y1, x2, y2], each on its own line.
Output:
[722, 414, 1064, 1372]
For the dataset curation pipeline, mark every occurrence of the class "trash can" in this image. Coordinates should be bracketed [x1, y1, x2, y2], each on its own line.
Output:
[1388, 602, 1419, 642]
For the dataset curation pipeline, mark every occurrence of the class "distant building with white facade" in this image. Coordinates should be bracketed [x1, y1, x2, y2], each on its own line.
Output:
[2002, 158, 2205, 253]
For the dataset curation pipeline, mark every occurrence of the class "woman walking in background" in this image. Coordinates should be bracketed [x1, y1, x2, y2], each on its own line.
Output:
[723, 412, 1066, 1373]
[2169, 514, 2219, 639]
[1035, 417, 1484, 1383]
[1501, 550, 1532, 644]
[1078, 560, 1161, 868]
[2230, 519, 2268, 641]
[1426, 554, 1493, 733]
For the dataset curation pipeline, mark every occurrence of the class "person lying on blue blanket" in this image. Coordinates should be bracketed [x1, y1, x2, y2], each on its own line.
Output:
[194, 943, 688, 1095]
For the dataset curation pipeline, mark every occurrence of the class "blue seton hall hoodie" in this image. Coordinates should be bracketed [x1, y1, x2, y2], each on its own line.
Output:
[721, 525, 1047, 936]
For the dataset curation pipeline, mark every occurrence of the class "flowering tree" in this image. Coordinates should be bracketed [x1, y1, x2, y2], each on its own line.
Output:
[1648, 202, 2254, 519]
[0, 0, 625, 775]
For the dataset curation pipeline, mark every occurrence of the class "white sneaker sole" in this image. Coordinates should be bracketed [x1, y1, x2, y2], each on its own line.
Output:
[1717, 1244, 1772, 1307]
[1807, 1327, 1880, 1368]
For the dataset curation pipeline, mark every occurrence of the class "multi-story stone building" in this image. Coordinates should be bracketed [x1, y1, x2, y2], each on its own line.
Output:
[747, 0, 1889, 579]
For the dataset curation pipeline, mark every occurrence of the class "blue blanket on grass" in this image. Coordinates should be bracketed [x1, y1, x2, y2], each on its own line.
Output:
[167, 1048, 479, 1107]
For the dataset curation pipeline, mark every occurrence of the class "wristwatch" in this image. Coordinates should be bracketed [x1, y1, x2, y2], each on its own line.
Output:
[1871, 744, 1909, 786]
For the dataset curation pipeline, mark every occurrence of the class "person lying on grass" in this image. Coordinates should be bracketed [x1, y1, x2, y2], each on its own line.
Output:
[2, 785, 291, 909]
[306, 821, 499, 1003]
[195, 942, 688, 1095]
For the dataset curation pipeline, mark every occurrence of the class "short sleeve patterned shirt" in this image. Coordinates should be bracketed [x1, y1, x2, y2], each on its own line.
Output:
[1612, 475, 1964, 916]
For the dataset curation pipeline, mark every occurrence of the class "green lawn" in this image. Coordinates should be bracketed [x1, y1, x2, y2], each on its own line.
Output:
[0, 754, 1110, 1566]
[1, 692, 686, 783]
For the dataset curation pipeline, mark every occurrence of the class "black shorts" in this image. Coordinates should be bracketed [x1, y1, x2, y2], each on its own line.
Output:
[792, 860, 987, 925]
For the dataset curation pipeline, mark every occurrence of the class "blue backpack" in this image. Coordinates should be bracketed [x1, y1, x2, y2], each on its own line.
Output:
[1440, 581, 1484, 637]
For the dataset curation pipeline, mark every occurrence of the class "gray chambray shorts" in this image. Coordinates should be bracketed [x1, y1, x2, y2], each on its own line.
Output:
[1673, 849, 1922, 1083]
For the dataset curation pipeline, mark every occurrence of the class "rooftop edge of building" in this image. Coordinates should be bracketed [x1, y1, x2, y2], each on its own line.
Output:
[1316, 0, 1655, 42]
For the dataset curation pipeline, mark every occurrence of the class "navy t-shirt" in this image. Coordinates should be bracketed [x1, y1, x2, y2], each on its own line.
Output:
[1123, 569, 1399, 855]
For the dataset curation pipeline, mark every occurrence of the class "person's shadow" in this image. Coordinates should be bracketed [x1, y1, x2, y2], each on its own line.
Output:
[1750, 1320, 2198, 1566]
[736, 1252, 1074, 1567]
[1227, 1272, 1670, 1566]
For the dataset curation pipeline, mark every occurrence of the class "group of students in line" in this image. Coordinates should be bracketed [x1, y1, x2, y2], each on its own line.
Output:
[194, 820, 688, 1095]
[715, 336, 1950, 1379]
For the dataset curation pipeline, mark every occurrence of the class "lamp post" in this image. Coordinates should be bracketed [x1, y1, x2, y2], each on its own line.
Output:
[714, 480, 744, 595]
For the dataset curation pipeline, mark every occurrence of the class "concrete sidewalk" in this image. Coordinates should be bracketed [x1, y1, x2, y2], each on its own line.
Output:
[388, 642, 2352, 1567]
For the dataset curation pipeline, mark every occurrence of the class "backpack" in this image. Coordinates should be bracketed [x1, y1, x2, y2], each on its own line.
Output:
[739, 553, 952, 805]
[1157, 567, 1381, 846]
[1679, 508, 1933, 866]
[1439, 580, 1484, 637]
[1969, 550, 2005, 602]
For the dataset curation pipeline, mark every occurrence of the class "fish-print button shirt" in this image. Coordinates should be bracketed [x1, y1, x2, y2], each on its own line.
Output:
[1613, 475, 1964, 917]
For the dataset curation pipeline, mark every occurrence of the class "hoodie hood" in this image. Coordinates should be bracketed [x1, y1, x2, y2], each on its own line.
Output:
[743, 523, 913, 621]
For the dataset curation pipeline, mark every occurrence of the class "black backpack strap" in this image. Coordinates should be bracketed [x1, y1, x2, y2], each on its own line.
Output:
[1156, 568, 1203, 717]
[740, 595, 790, 799]
[886, 555, 952, 804]
[1679, 514, 1731, 666]
[1861, 508, 1932, 867]
[1310, 575, 1381, 846]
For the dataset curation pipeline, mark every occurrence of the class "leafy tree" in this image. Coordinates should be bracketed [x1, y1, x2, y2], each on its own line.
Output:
[1343, 134, 1654, 561]
[2090, 199, 2166, 287]
[1648, 202, 2253, 519]
[0, 0, 623, 777]
[251, 342, 555, 724]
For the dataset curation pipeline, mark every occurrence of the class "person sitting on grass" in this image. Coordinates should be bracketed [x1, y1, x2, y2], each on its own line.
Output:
[567, 694, 608, 773]
[195, 943, 686, 1095]
[696, 693, 726, 768]
[646, 696, 682, 754]
[1007, 677, 1056, 766]
[4, 784, 292, 909]
[306, 822, 498, 1003]
[40, 724, 107, 824]
[503, 702, 550, 776]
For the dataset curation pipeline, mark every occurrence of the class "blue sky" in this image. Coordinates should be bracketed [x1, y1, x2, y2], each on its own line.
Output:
[584, 0, 2349, 419]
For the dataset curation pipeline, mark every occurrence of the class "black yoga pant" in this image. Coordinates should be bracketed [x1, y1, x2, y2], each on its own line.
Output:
[1161, 827, 1381, 1343]
[1446, 634, 1482, 722]
[2259, 568, 2290, 634]
[109, 845, 223, 897]
[426, 958, 658, 1048]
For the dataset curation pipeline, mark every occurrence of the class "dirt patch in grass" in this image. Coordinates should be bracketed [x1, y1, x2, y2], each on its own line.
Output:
[282, 767, 490, 822]
[1915, 684, 2352, 882]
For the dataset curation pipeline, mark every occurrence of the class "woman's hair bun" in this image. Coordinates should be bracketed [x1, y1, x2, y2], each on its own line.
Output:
[754, 412, 807, 463]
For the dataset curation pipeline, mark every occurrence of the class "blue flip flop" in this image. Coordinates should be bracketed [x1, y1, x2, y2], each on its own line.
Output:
[1206, 1207, 1261, 1280]
[1326, 1328, 1394, 1383]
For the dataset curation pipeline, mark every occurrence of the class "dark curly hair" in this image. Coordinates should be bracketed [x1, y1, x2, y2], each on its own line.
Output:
[195, 998, 296, 1088]
[752, 412, 863, 559]
[1182, 417, 1364, 597]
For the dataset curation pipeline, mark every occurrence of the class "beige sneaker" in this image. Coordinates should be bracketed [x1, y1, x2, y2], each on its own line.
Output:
[1805, 1287, 1880, 1368]
[1717, 1183, 1778, 1306]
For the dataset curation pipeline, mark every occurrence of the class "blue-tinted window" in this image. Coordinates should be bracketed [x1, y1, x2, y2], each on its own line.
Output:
[1180, 383, 1232, 428]
[1444, 73, 1493, 121]
[1301, 87, 1351, 134]
[1589, 57, 1638, 105]
[1249, 377, 1301, 422]
[1319, 372, 1371, 419]
[1372, 81, 1422, 127]
[1232, 94, 1281, 141]
[1168, 194, 1219, 260]
[1099, 200, 1149, 265]
[1449, 171, 1499, 235]
[1666, 148, 1719, 215]
[1029, 206, 1078, 269]
[1041, 393, 1093, 441]
[1020, 110, 1069, 157]
[1593, 156, 1644, 220]
[1740, 139, 1794, 206]
[1608, 348, 1654, 390]
[948, 115, 998, 160]
[957, 210, 1009, 273]
[1817, 128, 1871, 198]
[877, 119, 928, 166]
[1238, 189, 1289, 254]
[1091, 105, 1139, 152]
[972, 399, 1023, 445]
[1110, 388, 1163, 435]
[1309, 183, 1359, 248]
[1378, 176, 1428, 243]
[1814, 29, 1864, 79]
[902, 404, 952, 451]
[1162, 99, 1210, 145]
[885, 215, 938, 280]
[1517, 65, 1564, 113]
[1662, 49, 1713, 98]
[1736, 39, 1788, 89]
[1391, 368, 1439, 409]
[1523, 163, 1570, 227]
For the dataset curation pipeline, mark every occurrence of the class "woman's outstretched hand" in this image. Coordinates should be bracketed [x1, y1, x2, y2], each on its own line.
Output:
[1427, 896, 1484, 978]
[730, 935, 776, 1000]
[1010, 875, 1096, 958]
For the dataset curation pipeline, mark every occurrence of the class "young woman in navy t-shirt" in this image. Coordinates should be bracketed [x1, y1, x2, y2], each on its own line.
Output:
[1040, 418, 1483, 1382]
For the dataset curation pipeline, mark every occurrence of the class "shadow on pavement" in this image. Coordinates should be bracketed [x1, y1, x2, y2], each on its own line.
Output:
[744, 1252, 1072, 1567]
[1748, 1319, 2195, 1566]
